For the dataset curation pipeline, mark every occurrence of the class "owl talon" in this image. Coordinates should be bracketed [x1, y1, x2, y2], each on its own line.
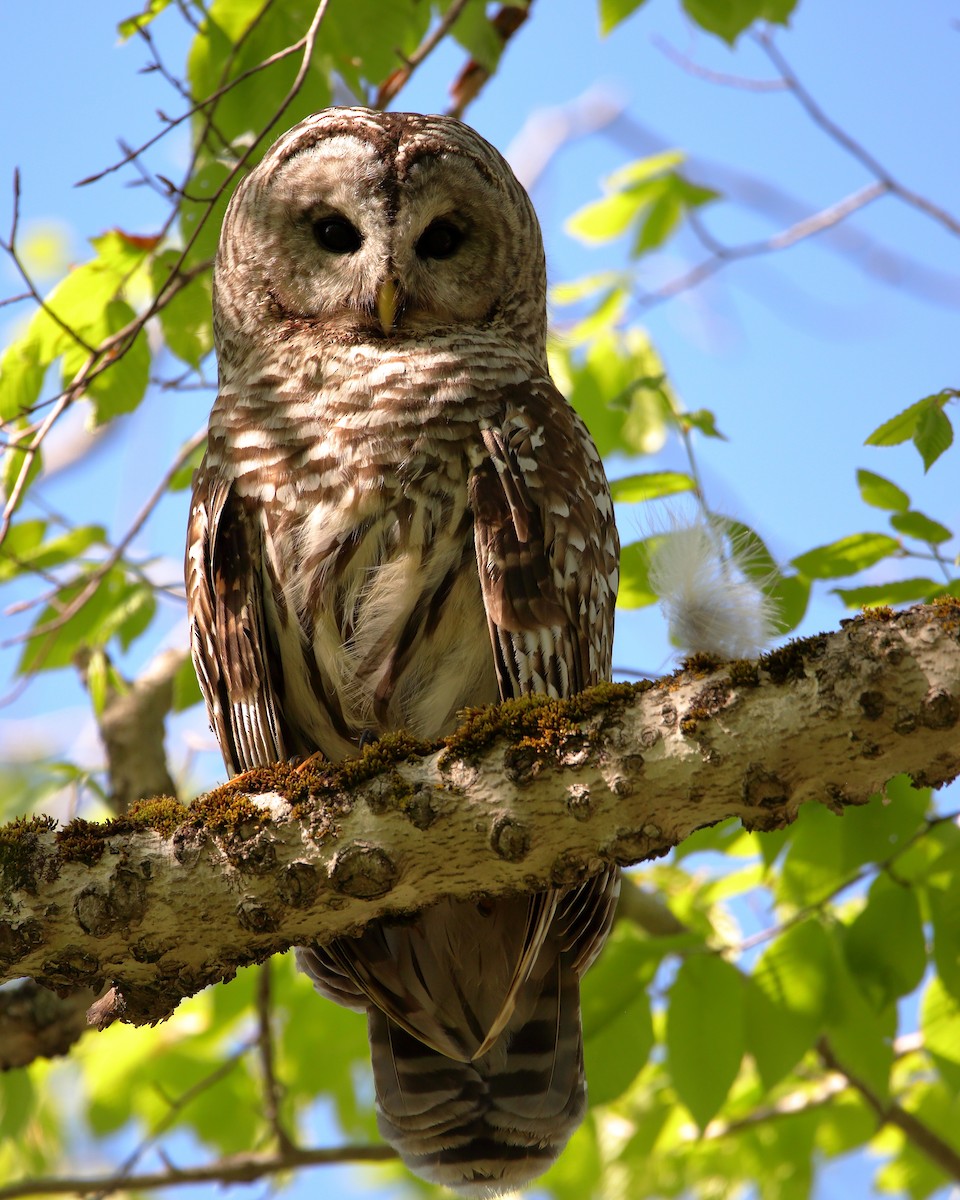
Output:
[357, 730, 378, 752]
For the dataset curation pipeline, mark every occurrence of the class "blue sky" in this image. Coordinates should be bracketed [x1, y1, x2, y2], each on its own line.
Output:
[1, 2, 958, 1197]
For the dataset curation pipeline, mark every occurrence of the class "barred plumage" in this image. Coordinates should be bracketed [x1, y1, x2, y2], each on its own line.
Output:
[186, 107, 620, 1195]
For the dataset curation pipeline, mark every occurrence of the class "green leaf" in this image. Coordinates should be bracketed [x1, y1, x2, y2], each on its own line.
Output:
[889, 510, 953, 544]
[18, 568, 156, 674]
[152, 252, 214, 368]
[745, 919, 832, 1090]
[770, 572, 810, 633]
[838, 776, 930, 873]
[617, 538, 659, 607]
[598, 0, 650, 35]
[118, 0, 173, 39]
[0, 1071, 34, 1141]
[682, 408, 727, 439]
[790, 532, 899, 579]
[776, 802, 845, 907]
[681, 0, 765, 43]
[448, 0, 506, 70]
[0, 519, 46, 581]
[834, 578, 944, 608]
[173, 654, 204, 712]
[582, 925, 655, 1104]
[760, 0, 797, 20]
[86, 647, 109, 717]
[865, 390, 955, 459]
[607, 150, 686, 189]
[567, 190, 649, 245]
[842, 876, 926, 1006]
[609, 471, 695, 503]
[0, 338, 45, 422]
[169, 439, 207, 492]
[64, 307, 150, 427]
[549, 329, 670, 458]
[913, 401, 953, 471]
[921, 975, 960, 1078]
[667, 954, 744, 1128]
[823, 936, 895, 1102]
[856, 468, 909, 512]
[926, 860, 960, 1000]
[0, 523, 106, 582]
[1, 422, 43, 514]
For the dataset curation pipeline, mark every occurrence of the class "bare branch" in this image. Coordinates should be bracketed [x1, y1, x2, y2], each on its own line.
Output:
[756, 32, 960, 240]
[0, 1144, 396, 1200]
[0, 980, 98, 1070]
[636, 182, 888, 310]
[654, 35, 788, 92]
[448, 4, 530, 118]
[819, 1038, 960, 1182]
[375, 0, 473, 109]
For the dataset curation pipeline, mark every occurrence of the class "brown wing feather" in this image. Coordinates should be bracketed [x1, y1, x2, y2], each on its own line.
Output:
[185, 465, 290, 776]
[463, 378, 621, 1042]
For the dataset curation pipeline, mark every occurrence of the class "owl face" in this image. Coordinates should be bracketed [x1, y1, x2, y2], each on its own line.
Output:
[216, 108, 546, 345]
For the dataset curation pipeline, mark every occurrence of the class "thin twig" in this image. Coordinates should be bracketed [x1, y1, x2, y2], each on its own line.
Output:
[0, 1144, 397, 1200]
[375, 0, 473, 108]
[818, 1039, 960, 1181]
[0, 171, 96, 354]
[635, 182, 887, 310]
[89, 1048, 250, 1200]
[756, 32, 960, 239]
[4, 427, 207, 650]
[256, 963, 297, 1154]
[654, 35, 787, 91]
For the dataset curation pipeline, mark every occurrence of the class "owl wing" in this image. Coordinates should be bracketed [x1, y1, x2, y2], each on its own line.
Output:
[471, 378, 618, 701]
[462, 378, 621, 1053]
[186, 464, 290, 777]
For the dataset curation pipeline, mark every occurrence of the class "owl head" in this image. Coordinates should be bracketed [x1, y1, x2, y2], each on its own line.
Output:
[213, 107, 547, 355]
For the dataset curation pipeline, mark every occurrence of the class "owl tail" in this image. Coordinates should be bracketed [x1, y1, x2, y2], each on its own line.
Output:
[368, 951, 585, 1198]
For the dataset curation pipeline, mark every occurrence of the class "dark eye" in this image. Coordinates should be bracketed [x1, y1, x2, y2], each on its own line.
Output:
[313, 216, 362, 255]
[416, 219, 463, 261]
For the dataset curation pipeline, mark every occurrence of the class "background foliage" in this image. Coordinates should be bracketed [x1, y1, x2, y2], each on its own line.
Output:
[1, 1, 958, 1198]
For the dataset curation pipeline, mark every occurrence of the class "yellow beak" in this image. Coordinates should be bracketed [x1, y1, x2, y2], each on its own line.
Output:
[376, 279, 398, 334]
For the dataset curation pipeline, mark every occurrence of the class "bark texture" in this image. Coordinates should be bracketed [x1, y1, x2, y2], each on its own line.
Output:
[1, 604, 957, 1027]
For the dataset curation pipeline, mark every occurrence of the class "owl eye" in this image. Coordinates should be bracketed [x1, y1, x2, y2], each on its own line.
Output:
[416, 219, 463, 261]
[313, 216, 362, 255]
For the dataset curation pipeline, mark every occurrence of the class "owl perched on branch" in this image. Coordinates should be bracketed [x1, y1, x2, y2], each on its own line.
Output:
[187, 107, 620, 1196]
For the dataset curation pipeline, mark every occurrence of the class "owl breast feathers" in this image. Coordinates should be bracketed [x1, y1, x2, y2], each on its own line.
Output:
[186, 106, 620, 1196]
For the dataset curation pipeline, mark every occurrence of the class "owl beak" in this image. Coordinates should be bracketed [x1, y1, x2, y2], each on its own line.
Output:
[376, 279, 398, 334]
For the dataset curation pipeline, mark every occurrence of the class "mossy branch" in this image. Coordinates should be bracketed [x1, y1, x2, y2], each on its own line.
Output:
[1, 603, 958, 1029]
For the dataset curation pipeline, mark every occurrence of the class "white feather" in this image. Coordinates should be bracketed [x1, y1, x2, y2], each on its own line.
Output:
[647, 515, 779, 659]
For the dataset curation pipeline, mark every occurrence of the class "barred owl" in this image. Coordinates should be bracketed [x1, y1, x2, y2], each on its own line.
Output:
[186, 107, 620, 1196]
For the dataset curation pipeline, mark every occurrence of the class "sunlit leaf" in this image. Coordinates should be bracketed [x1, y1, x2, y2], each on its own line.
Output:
[834, 578, 944, 608]
[889, 510, 952, 544]
[617, 538, 659, 607]
[667, 954, 744, 1128]
[17, 568, 156, 674]
[682, 0, 766, 44]
[610, 470, 695, 503]
[913, 400, 953, 471]
[791, 533, 899, 579]
[842, 875, 926, 1006]
[746, 919, 831, 1090]
[856, 468, 909, 512]
[152, 251, 214, 368]
[598, 0, 650, 35]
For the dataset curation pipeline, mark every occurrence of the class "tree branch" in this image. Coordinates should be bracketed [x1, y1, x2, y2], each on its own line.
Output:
[818, 1039, 960, 1181]
[1, 604, 957, 1027]
[0, 1144, 396, 1200]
